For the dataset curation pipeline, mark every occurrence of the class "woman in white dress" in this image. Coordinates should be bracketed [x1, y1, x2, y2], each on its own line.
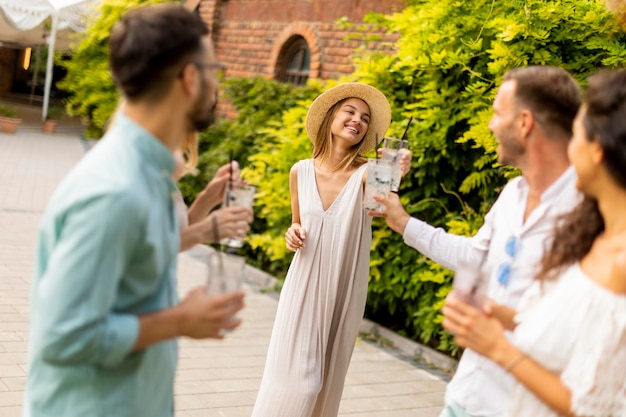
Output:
[251, 83, 410, 417]
[442, 70, 626, 417]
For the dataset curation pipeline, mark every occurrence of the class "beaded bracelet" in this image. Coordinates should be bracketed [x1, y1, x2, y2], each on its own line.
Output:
[504, 352, 527, 372]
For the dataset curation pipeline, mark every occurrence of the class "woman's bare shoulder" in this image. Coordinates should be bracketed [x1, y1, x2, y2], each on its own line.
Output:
[609, 246, 626, 294]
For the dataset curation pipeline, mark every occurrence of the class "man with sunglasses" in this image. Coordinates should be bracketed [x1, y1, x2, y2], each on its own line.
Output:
[23, 4, 247, 417]
[373, 66, 582, 417]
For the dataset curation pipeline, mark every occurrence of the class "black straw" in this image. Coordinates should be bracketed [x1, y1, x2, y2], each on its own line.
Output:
[400, 116, 413, 142]
[375, 133, 379, 163]
[229, 150, 234, 183]
[225, 150, 234, 207]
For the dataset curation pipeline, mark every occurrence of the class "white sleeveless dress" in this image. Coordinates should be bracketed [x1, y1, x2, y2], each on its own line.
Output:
[251, 159, 372, 417]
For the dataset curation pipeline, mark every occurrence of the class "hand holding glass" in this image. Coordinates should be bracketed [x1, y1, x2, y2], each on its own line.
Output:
[221, 182, 256, 248]
[451, 262, 490, 309]
[205, 251, 245, 295]
[380, 137, 409, 192]
[205, 251, 245, 332]
[363, 158, 392, 213]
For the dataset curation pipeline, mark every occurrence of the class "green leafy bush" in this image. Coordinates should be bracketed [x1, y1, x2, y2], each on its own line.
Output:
[351, 0, 626, 355]
[45, 106, 64, 120]
[0, 104, 17, 118]
[58, 0, 169, 138]
[177, 77, 321, 274]
[178, 77, 320, 201]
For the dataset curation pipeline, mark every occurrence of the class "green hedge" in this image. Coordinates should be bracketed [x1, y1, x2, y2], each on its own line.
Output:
[352, 0, 626, 354]
[58, 0, 173, 137]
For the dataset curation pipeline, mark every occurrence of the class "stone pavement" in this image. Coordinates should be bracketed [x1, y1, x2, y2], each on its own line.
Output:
[0, 127, 448, 417]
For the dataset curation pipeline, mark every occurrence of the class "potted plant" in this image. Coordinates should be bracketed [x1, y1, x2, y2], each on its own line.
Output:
[0, 104, 22, 134]
[42, 106, 64, 134]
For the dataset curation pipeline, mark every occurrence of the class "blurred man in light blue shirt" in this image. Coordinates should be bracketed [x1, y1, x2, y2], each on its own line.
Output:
[23, 4, 247, 417]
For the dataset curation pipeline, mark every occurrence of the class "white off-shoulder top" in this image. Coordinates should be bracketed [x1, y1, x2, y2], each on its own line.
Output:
[509, 264, 626, 417]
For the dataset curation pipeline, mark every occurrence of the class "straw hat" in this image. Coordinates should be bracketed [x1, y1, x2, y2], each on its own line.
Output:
[305, 82, 391, 154]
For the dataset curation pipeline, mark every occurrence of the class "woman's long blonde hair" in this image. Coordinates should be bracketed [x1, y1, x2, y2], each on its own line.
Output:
[180, 130, 199, 176]
[312, 98, 368, 172]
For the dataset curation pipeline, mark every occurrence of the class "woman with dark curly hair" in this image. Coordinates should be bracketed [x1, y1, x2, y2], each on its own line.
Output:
[443, 69, 626, 417]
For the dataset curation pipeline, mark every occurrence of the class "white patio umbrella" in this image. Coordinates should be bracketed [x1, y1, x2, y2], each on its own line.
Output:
[0, 0, 96, 120]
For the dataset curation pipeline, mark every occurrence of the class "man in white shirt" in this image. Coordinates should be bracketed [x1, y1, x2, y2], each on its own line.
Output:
[373, 65, 582, 417]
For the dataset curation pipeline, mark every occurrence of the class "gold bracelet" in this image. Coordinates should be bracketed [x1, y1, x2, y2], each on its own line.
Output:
[504, 352, 527, 372]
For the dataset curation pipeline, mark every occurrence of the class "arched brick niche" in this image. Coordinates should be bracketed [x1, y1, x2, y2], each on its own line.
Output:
[269, 23, 322, 83]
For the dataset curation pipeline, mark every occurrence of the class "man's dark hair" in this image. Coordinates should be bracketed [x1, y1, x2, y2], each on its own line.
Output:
[538, 69, 626, 282]
[584, 69, 626, 191]
[109, 3, 209, 100]
[503, 66, 581, 139]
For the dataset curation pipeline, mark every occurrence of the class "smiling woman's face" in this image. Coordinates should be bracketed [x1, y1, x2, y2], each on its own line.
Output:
[330, 98, 371, 148]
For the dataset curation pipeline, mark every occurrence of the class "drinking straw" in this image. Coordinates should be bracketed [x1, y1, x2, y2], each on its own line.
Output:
[229, 149, 234, 183]
[375, 133, 379, 163]
[216, 150, 236, 263]
[400, 116, 413, 144]
[225, 150, 234, 207]
[212, 215, 225, 270]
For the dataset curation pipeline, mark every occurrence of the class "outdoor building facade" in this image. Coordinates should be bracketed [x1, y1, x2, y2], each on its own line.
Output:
[196, 0, 405, 85]
[1, 0, 405, 114]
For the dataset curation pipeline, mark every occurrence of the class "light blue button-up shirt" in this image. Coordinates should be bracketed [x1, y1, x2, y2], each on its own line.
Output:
[24, 114, 181, 417]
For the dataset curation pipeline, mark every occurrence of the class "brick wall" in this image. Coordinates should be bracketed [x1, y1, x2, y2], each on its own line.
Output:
[219, 0, 403, 23]
[201, 0, 404, 81]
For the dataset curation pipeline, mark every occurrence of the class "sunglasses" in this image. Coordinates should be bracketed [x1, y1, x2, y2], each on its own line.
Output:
[496, 235, 519, 287]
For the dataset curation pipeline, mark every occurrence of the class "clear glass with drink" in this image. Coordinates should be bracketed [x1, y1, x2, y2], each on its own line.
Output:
[205, 250, 245, 332]
[363, 158, 392, 213]
[221, 182, 256, 248]
[205, 251, 246, 296]
[380, 137, 408, 192]
[451, 262, 490, 309]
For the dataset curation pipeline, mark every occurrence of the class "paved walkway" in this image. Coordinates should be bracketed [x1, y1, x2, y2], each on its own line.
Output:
[0, 127, 447, 417]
